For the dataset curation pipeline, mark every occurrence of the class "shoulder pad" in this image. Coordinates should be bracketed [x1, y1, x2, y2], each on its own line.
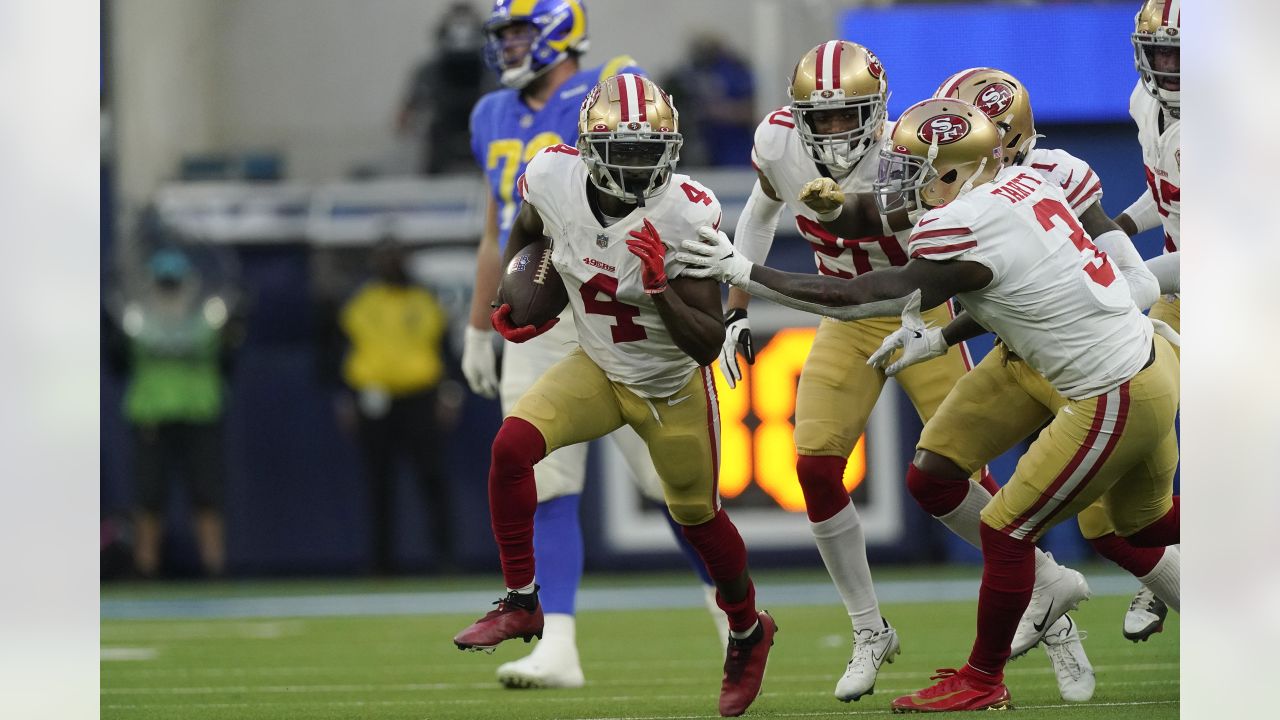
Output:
[752, 107, 796, 165]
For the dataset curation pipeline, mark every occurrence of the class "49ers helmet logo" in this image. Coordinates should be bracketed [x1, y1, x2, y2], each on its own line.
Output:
[916, 114, 971, 145]
[866, 50, 884, 79]
[975, 82, 1015, 117]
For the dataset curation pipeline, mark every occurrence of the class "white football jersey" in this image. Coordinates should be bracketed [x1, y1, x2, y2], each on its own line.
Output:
[908, 166, 1153, 400]
[1130, 82, 1181, 252]
[750, 108, 904, 278]
[519, 145, 721, 398]
[1024, 147, 1104, 215]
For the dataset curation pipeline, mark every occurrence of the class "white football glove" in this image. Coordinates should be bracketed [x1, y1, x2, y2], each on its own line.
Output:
[675, 226, 753, 286]
[866, 292, 947, 376]
[718, 308, 754, 389]
[461, 325, 499, 399]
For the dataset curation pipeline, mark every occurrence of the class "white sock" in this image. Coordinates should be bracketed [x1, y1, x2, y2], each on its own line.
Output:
[1031, 546, 1064, 591]
[729, 620, 760, 640]
[507, 582, 536, 595]
[810, 503, 881, 633]
[936, 480, 1061, 589]
[539, 613, 576, 647]
[935, 479, 990, 547]
[1139, 545, 1180, 612]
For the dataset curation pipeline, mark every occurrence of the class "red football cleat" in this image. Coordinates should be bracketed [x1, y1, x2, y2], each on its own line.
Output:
[453, 592, 544, 653]
[718, 611, 778, 717]
[891, 667, 1011, 713]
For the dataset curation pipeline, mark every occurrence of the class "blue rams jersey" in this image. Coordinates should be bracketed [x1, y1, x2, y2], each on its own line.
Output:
[469, 55, 643, 249]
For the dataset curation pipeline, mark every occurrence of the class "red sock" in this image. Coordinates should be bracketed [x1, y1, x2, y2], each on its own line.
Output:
[718, 580, 759, 634]
[967, 523, 1035, 680]
[1090, 533, 1163, 577]
[905, 462, 971, 517]
[681, 508, 757, 631]
[796, 454, 851, 522]
[1127, 497, 1179, 547]
[488, 417, 545, 590]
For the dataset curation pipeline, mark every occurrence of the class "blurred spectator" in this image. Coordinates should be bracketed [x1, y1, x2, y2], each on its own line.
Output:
[396, 3, 496, 174]
[663, 34, 756, 166]
[334, 239, 457, 574]
[104, 246, 243, 579]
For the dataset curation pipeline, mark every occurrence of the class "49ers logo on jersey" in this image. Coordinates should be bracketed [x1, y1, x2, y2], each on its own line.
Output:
[975, 82, 1015, 117]
[866, 50, 884, 79]
[916, 114, 970, 145]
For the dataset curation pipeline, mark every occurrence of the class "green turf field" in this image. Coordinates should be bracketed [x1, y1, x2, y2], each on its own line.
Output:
[101, 573, 1178, 719]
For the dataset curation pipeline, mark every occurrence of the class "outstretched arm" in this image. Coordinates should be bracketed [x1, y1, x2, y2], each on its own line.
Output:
[678, 226, 991, 321]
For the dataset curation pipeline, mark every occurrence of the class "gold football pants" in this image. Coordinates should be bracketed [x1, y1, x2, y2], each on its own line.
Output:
[509, 348, 722, 526]
[919, 337, 1179, 542]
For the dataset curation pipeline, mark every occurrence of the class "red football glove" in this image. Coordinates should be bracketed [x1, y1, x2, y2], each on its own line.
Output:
[490, 303, 560, 343]
[626, 218, 669, 294]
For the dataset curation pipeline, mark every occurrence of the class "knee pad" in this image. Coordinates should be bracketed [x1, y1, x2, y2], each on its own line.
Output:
[905, 462, 971, 517]
[795, 454, 852, 523]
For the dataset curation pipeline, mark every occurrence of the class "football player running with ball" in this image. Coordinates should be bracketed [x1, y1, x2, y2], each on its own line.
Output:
[720, 41, 1091, 702]
[679, 98, 1179, 712]
[461, 0, 727, 690]
[454, 74, 776, 718]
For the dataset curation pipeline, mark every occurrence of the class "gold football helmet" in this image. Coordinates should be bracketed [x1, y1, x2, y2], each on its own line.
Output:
[1133, 0, 1180, 116]
[789, 41, 888, 173]
[935, 68, 1038, 167]
[577, 73, 681, 206]
[874, 99, 1002, 221]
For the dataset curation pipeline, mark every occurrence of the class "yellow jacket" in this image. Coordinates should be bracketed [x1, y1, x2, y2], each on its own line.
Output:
[340, 282, 447, 396]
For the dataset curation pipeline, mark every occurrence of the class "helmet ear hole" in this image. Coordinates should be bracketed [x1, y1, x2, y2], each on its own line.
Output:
[1005, 133, 1022, 151]
[940, 169, 958, 183]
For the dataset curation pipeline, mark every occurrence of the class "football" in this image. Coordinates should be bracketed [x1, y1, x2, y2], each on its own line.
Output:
[500, 237, 568, 328]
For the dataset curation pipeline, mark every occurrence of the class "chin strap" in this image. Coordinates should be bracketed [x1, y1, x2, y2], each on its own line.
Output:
[957, 156, 989, 197]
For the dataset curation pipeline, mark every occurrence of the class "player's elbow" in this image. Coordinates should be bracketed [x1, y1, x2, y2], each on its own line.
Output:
[1127, 271, 1161, 311]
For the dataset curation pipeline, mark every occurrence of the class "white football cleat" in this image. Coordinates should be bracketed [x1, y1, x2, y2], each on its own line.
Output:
[1011, 564, 1091, 658]
[1123, 585, 1168, 642]
[1040, 614, 1095, 702]
[495, 638, 585, 689]
[834, 619, 900, 702]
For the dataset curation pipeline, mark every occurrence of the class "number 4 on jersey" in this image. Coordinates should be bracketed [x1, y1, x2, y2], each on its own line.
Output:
[580, 273, 647, 343]
[681, 182, 712, 206]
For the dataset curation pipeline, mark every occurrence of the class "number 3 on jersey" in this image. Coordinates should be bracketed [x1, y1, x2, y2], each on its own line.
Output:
[1033, 197, 1115, 287]
[580, 274, 647, 343]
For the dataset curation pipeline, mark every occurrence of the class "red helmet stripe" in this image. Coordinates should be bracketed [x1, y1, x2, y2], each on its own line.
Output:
[939, 67, 990, 100]
[633, 75, 647, 122]
[617, 75, 630, 121]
